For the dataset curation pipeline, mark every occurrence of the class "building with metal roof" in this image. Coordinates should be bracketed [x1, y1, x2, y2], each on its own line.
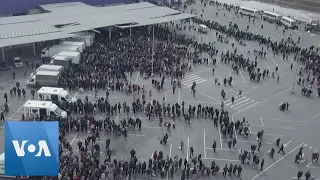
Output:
[0, 2, 195, 60]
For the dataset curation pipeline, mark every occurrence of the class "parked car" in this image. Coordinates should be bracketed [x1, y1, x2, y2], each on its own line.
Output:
[12, 57, 23, 68]
[0, 61, 9, 71]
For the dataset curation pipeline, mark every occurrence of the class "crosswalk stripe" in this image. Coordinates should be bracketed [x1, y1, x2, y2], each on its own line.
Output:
[183, 74, 198, 79]
[185, 74, 195, 77]
[225, 96, 246, 105]
[184, 79, 207, 86]
[230, 98, 251, 108]
[233, 100, 255, 110]
[182, 76, 202, 84]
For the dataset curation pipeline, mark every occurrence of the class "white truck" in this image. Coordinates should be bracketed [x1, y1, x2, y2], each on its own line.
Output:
[37, 86, 76, 103]
[50, 56, 72, 70]
[29, 64, 63, 80]
[41, 45, 80, 59]
[35, 64, 64, 73]
[23, 100, 67, 119]
[52, 51, 81, 64]
[61, 41, 85, 52]
[69, 33, 95, 47]
[27, 71, 61, 87]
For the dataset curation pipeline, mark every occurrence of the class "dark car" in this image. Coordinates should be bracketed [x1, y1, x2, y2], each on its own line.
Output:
[0, 61, 9, 71]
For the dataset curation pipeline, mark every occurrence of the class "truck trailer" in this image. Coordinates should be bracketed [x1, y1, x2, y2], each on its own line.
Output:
[41, 45, 80, 59]
[50, 56, 72, 70]
[27, 71, 61, 87]
[52, 51, 81, 64]
[61, 41, 85, 52]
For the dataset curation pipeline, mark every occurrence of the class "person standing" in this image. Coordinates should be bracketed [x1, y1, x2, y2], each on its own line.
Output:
[190, 147, 194, 158]
[212, 140, 217, 153]
[4, 92, 8, 103]
[297, 171, 303, 180]
[260, 159, 264, 170]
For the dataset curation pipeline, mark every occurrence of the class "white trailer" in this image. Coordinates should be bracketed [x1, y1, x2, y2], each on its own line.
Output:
[37, 86, 76, 103]
[50, 56, 72, 70]
[35, 64, 64, 73]
[61, 41, 85, 52]
[52, 51, 81, 64]
[41, 45, 80, 59]
[27, 71, 61, 87]
[69, 33, 95, 47]
[23, 100, 67, 119]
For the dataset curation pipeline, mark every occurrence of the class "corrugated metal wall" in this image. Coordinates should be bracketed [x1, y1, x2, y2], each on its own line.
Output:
[0, 0, 141, 16]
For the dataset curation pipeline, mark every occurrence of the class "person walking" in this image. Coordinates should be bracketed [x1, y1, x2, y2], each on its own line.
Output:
[180, 140, 184, 150]
[278, 143, 285, 154]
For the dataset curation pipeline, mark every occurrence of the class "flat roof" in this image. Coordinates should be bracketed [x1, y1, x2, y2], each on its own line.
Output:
[37, 87, 64, 94]
[282, 16, 297, 22]
[36, 71, 60, 76]
[23, 100, 54, 108]
[263, 11, 281, 16]
[57, 51, 80, 56]
[37, 64, 63, 70]
[0, 2, 195, 48]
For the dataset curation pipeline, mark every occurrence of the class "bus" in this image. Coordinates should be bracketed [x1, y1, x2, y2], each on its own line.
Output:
[239, 7, 259, 17]
[281, 16, 298, 29]
[262, 11, 281, 22]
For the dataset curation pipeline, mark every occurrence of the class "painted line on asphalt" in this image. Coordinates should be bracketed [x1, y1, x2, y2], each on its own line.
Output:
[251, 143, 304, 180]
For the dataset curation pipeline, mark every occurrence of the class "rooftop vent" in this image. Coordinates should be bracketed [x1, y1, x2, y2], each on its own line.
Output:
[54, 22, 80, 28]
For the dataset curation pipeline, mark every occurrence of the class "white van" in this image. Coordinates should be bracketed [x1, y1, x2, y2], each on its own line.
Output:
[262, 11, 281, 21]
[37, 86, 76, 103]
[13, 57, 23, 68]
[281, 16, 298, 29]
[23, 100, 67, 119]
[198, 24, 208, 33]
[239, 7, 259, 17]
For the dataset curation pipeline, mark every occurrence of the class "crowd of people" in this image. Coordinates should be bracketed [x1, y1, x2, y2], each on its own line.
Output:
[1, 0, 320, 179]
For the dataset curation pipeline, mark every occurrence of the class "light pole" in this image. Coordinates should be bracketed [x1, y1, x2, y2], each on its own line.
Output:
[151, 24, 155, 77]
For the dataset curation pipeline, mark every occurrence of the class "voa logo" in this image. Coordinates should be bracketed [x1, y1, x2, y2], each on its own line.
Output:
[12, 140, 51, 157]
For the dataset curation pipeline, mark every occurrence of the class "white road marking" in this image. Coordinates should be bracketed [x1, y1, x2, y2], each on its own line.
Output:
[127, 134, 145, 137]
[239, 69, 245, 82]
[179, 100, 220, 105]
[250, 124, 296, 130]
[70, 132, 78, 145]
[182, 74, 207, 87]
[261, 118, 307, 123]
[198, 91, 221, 103]
[250, 132, 284, 137]
[0, 74, 7, 82]
[219, 125, 223, 149]
[260, 118, 265, 126]
[73, 92, 78, 98]
[203, 157, 240, 162]
[251, 143, 304, 180]
[203, 129, 206, 158]
[187, 136, 190, 161]
[284, 140, 292, 146]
